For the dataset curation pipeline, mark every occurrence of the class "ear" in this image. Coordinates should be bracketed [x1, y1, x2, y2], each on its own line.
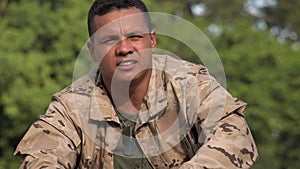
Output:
[150, 30, 157, 53]
[87, 39, 97, 62]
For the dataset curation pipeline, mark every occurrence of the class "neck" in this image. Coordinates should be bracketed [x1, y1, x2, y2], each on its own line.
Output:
[103, 70, 152, 114]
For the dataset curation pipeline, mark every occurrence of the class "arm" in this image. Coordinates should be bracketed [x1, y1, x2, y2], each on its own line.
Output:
[182, 110, 258, 168]
[14, 99, 81, 168]
[181, 67, 258, 168]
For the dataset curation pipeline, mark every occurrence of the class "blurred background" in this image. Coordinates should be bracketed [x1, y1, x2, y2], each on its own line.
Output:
[0, 0, 299, 168]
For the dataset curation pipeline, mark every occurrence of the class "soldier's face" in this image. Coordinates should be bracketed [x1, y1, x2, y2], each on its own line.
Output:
[88, 8, 156, 85]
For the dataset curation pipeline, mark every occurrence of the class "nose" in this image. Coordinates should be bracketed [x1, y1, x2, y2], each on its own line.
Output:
[116, 38, 133, 56]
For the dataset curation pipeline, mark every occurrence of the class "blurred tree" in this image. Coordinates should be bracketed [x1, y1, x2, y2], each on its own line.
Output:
[245, 0, 300, 43]
[0, 0, 92, 168]
[216, 21, 300, 168]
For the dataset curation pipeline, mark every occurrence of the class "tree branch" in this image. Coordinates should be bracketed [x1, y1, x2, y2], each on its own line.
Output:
[0, 0, 8, 18]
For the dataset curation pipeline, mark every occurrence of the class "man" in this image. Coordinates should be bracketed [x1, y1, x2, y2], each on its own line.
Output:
[14, 0, 258, 168]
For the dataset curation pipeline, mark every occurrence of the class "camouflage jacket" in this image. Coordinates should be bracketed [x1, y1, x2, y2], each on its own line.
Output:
[14, 55, 258, 168]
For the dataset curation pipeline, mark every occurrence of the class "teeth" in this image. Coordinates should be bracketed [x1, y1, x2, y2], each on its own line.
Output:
[119, 60, 136, 66]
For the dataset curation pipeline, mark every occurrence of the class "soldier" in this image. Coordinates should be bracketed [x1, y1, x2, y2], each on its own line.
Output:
[14, 0, 258, 168]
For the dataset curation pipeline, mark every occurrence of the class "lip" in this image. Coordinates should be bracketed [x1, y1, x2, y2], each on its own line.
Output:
[116, 59, 138, 71]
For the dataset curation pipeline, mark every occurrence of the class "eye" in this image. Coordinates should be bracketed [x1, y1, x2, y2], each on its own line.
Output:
[127, 34, 144, 41]
[99, 36, 119, 45]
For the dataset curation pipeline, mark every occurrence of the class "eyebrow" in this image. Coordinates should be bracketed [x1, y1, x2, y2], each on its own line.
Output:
[125, 31, 145, 37]
[100, 34, 119, 40]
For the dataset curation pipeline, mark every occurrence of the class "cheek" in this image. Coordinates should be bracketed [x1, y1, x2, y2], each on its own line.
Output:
[100, 55, 113, 68]
[95, 46, 115, 63]
[99, 59, 114, 78]
[139, 50, 153, 67]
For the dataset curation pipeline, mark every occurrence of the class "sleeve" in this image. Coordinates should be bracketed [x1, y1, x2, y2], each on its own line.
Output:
[14, 98, 81, 169]
[181, 67, 258, 169]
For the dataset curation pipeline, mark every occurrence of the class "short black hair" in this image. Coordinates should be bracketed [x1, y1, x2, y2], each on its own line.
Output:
[87, 0, 152, 37]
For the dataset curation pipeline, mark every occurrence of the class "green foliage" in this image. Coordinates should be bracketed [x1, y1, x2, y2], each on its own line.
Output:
[259, 0, 300, 42]
[0, 0, 93, 168]
[0, 0, 299, 168]
[215, 21, 300, 168]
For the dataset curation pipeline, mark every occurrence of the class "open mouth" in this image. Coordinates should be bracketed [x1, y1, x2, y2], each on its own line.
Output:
[116, 59, 139, 71]
[117, 60, 137, 67]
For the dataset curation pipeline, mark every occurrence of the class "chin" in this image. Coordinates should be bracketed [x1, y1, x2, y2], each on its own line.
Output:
[115, 70, 148, 83]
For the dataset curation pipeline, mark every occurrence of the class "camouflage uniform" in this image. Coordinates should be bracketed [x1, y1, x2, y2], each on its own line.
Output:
[14, 55, 258, 168]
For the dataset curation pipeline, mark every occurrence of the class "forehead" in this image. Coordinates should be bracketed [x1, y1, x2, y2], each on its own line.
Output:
[92, 8, 149, 36]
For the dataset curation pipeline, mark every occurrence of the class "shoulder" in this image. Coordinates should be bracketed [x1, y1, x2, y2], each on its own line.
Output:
[49, 68, 99, 114]
[153, 54, 210, 84]
[53, 68, 97, 99]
